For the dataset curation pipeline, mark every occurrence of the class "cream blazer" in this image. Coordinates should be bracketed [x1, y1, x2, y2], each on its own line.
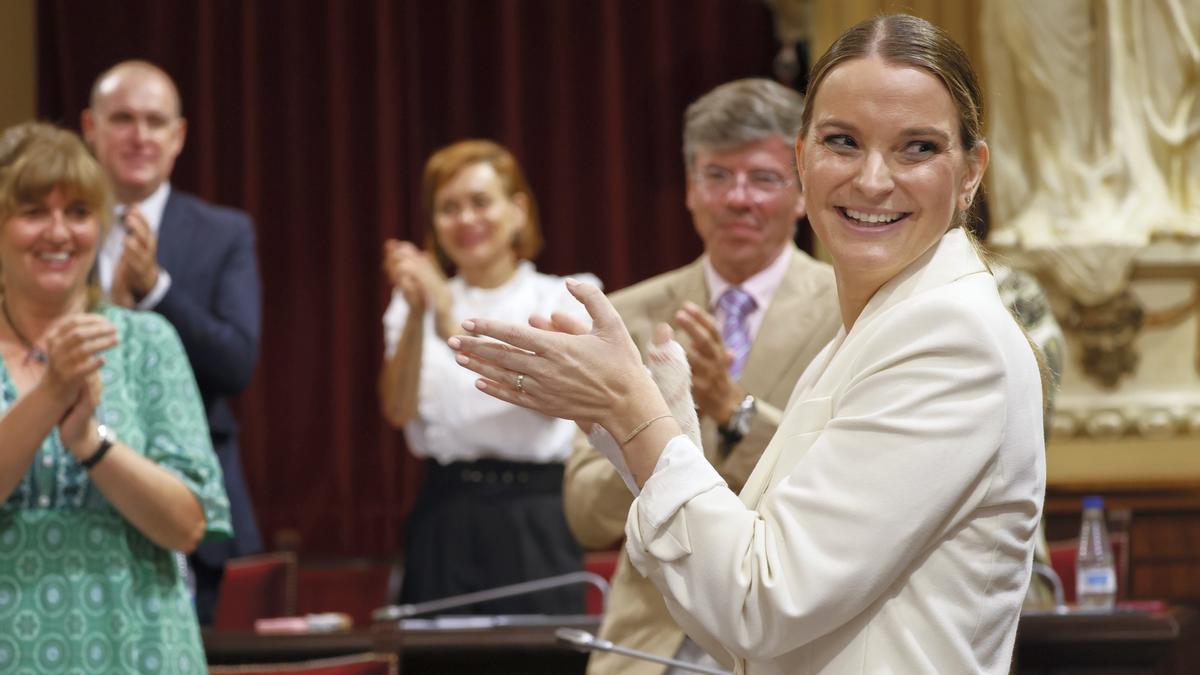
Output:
[626, 229, 1046, 675]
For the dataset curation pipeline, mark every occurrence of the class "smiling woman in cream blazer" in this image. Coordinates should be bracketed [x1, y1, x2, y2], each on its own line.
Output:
[623, 227, 1044, 673]
[450, 13, 1046, 675]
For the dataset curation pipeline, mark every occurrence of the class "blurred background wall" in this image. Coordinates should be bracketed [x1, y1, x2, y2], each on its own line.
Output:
[0, 0, 36, 130]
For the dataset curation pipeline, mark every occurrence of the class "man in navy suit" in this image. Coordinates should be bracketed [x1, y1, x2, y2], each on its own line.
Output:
[82, 60, 263, 624]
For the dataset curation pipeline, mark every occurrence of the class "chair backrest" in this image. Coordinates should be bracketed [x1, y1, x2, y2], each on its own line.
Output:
[214, 552, 299, 631]
[1048, 533, 1128, 604]
[296, 559, 397, 627]
[584, 550, 620, 615]
[209, 652, 397, 675]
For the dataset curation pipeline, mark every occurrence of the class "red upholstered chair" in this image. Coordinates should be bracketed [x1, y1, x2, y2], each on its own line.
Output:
[295, 559, 396, 627]
[584, 550, 621, 615]
[209, 653, 397, 675]
[214, 552, 299, 631]
[1047, 533, 1128, 604]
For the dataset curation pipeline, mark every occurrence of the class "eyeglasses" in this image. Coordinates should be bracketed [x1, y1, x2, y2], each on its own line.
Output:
[695, 165, 794, 201]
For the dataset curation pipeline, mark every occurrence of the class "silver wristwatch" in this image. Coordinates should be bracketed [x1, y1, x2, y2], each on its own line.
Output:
[718, 394, 757, 446]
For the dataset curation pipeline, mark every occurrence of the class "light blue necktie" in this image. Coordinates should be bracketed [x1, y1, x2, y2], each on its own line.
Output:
[718, 287, 756, 379]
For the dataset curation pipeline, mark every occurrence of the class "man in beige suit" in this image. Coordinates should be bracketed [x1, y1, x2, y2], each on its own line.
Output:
[563, 78, 841, 674]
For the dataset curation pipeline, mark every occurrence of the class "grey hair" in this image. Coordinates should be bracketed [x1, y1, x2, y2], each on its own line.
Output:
[682, 78, 805, 172]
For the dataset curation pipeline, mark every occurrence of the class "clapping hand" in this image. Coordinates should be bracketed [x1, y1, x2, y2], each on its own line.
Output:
[39, 314, 118, 456]
[584, 323, 702, 494]
[449, 279, 666, 437]
[116, 207, 161, 302]
[674, 301, 744, 426]
[644, 324, 702, 450]
[383, 239, 455, 337]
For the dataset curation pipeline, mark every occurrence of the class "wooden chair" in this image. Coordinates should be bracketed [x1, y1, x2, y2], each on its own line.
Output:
[214, 552, 299, 631]
[295, 558, 397, 627]
[584, 550, 621, 615]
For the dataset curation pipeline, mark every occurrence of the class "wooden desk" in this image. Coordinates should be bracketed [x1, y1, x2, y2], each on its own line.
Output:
[1015, 606, 1200, 674]
[204, 615, 599, 675]
[205, 608, 1200, 674]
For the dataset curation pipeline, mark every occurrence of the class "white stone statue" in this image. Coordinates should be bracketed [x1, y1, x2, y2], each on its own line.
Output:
[983, 0, 1200, 446]
[983, 0, 1199, 305]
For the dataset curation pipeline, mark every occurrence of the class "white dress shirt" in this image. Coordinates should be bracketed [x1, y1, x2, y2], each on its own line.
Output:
[97, 181, 173, 310]
[382, 261, 601, 465]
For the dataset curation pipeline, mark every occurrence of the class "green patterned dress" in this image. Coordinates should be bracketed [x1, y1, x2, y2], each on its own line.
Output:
[0, 305, 231, 673]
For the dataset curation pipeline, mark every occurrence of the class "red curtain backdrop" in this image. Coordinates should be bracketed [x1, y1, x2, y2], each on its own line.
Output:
[37, 0, 784, 556]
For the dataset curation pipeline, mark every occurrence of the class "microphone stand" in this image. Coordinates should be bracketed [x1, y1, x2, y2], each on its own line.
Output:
[556, 628, 730, 675]
[372, 570, 611, 622]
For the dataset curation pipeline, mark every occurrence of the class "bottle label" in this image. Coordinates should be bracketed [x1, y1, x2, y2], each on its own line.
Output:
[1078, 568, 1116, 595]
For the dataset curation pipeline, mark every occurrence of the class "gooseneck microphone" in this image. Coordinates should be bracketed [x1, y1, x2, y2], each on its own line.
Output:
[372, 571, 610, 622]
[555, 628, 731, 675]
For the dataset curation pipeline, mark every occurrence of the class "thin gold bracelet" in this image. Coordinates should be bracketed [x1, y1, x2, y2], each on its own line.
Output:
[620, 414, 673, 446]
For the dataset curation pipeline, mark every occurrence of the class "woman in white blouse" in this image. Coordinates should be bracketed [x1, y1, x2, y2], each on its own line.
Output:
[450, 15, 1046, 674]
[379, 140, 598, 615]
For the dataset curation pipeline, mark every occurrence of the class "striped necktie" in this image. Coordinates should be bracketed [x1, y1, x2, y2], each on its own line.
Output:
[718, 287, 756, 379]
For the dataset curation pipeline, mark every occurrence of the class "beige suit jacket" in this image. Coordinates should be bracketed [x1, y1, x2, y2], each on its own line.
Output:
[564, 246, 839, 675]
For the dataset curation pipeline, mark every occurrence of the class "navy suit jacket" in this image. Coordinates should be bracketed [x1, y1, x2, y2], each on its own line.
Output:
[155, 188, 263, 562]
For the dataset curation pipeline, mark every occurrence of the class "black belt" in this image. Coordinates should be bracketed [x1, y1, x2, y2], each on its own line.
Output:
[424, 458, 565, 493]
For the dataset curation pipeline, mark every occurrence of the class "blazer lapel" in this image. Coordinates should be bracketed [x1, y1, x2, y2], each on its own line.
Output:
[739, 394, 833, 507]
[156, 190, 194, 275]
[852, 228, 987, 333]
[668, 259, 709, 315]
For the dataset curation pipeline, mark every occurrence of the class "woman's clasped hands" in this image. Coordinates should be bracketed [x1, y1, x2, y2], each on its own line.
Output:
[383, 239, 456, 338]
[38, 313, 117, 456]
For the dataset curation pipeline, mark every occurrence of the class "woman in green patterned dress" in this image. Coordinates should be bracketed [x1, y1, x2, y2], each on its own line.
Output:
[0, 122, 230, 673]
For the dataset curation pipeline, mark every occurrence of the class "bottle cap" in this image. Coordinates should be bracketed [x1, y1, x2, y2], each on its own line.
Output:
[1083, 495, 1104, 509]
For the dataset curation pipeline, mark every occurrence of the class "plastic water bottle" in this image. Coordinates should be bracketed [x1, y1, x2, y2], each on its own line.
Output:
[1076, 496, 1116, 610]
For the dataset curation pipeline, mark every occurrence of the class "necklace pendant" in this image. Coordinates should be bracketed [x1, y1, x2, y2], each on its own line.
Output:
[3, 299, 50, 366]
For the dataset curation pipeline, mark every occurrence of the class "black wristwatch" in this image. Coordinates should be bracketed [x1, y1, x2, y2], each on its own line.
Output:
[80, 424, 115, 470]
[718, 394, 756, 447]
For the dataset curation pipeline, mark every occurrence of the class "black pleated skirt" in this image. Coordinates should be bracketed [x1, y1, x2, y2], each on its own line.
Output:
[399, 458, 585, 615]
